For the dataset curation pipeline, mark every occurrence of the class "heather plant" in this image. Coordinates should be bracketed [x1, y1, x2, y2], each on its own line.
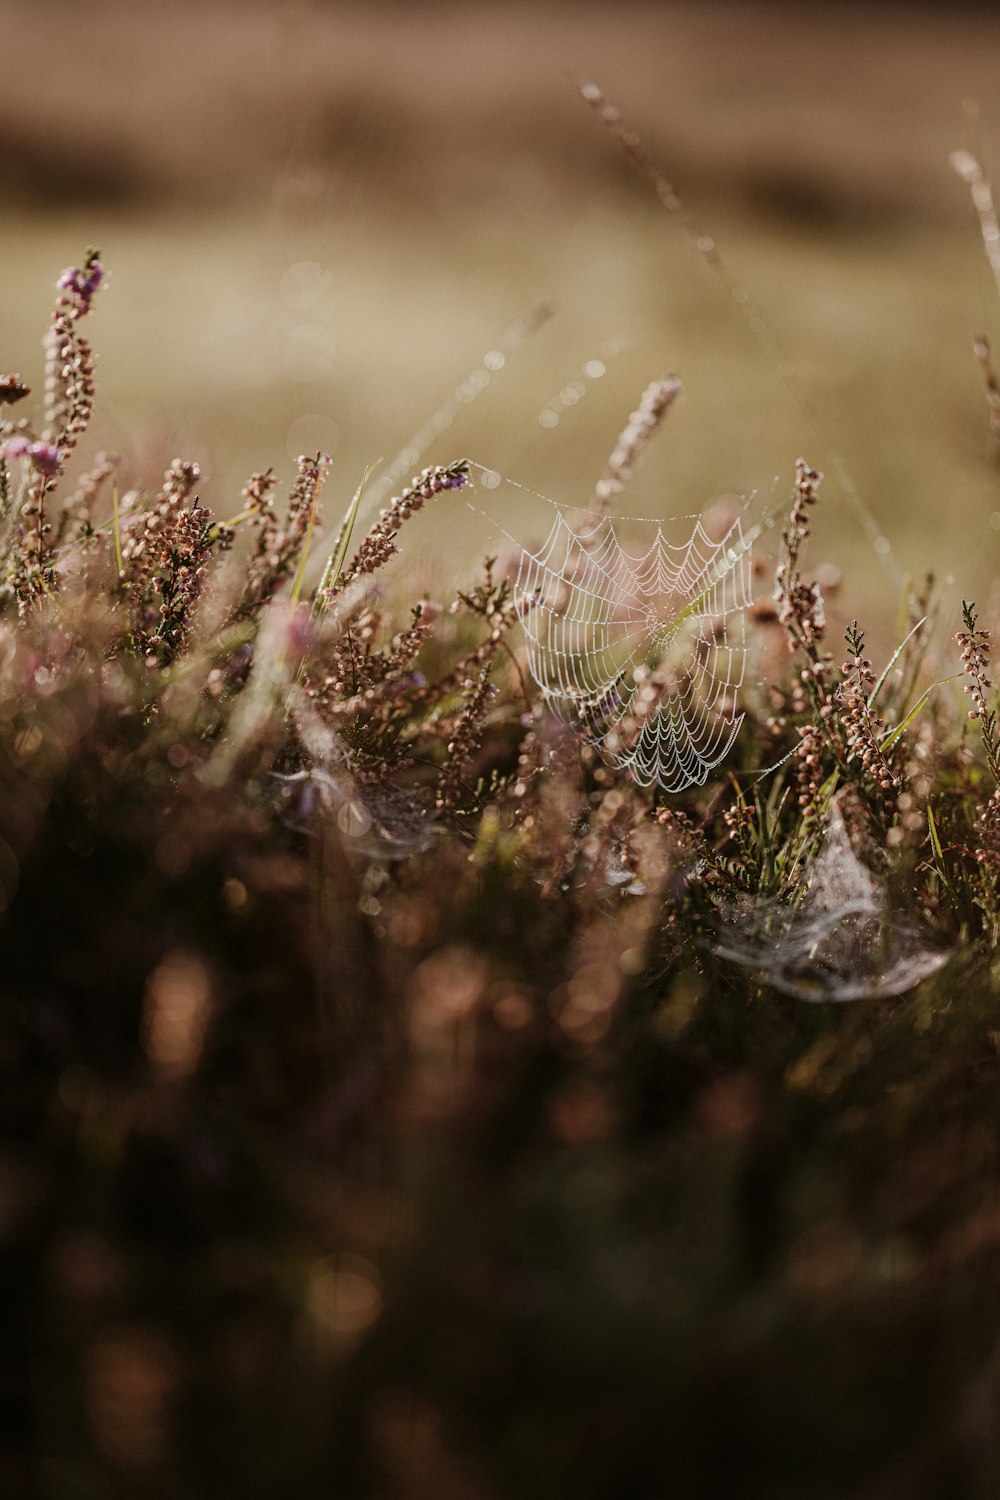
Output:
[837, 620, 902, 795]
[5, 245, 1000, 1500]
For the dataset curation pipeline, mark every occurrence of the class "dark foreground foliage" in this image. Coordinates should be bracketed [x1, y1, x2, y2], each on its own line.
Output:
[3, 257, 1000, 1500]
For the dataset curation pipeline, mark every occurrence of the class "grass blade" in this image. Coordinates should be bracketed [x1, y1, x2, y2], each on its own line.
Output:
[313, 462, 376, 616]
[869, 616, 926, 709]
[879, 673, 962, 754]
[111, 478, 124, 579]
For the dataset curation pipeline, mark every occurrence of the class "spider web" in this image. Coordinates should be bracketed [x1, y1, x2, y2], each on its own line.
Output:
[713, 801, 951, 1001]
[513, 507, 754, 790]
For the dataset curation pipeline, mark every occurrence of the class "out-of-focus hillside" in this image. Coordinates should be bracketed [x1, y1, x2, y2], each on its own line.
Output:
[4, 0, 1000, 624]
[5, 1, 998, 222]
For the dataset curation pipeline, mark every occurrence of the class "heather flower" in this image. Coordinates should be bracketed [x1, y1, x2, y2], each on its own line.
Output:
[437, 666, 495, 810]
[773, 460, 835, 721]
[119, 460, 228, 662]
[774, 461, 825, 648]
[58, 451, 118, 548]
[587, 377, 682, 521]
[236, 453, 330, 621]
[509, 710, 584, 893]
[722, 798, 755, 847]
[836, 621, 900, 792]
[242, 468, 278, 522]
[956, 600, 1000, 784]
[409, 568, 521, 715]
[55, 251, 106, 321]
[794, 721, 826, 821]
[27, 442, 61, 478]
[975, 787, 1000, 878]
[325, 460, 469, 604]
[9, 474, 59, 614]
[0, 433, 65, 611]
[32, 250, 101, 485]
[653, 804, 704, 866]
[0, 376, 30, 406]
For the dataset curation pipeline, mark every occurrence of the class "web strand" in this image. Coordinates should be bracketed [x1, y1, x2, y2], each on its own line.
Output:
[578, 81, 904, 590]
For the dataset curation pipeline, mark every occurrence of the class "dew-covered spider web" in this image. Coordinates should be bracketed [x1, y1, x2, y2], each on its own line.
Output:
[512, 505, 754, 790]
[712, 802, 952, 1001]
[461, 462, 759, 791]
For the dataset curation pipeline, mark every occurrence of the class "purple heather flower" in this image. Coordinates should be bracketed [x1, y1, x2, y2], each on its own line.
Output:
[28, 442, 62, 477]
[56, 254, 106, 319]
[2, 436, 30, 459]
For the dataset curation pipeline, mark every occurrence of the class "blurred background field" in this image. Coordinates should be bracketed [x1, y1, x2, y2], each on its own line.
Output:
[6, 1, 1000, 627]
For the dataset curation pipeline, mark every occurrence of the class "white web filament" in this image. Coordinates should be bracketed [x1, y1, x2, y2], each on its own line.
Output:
[514, 509, 754, 790]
